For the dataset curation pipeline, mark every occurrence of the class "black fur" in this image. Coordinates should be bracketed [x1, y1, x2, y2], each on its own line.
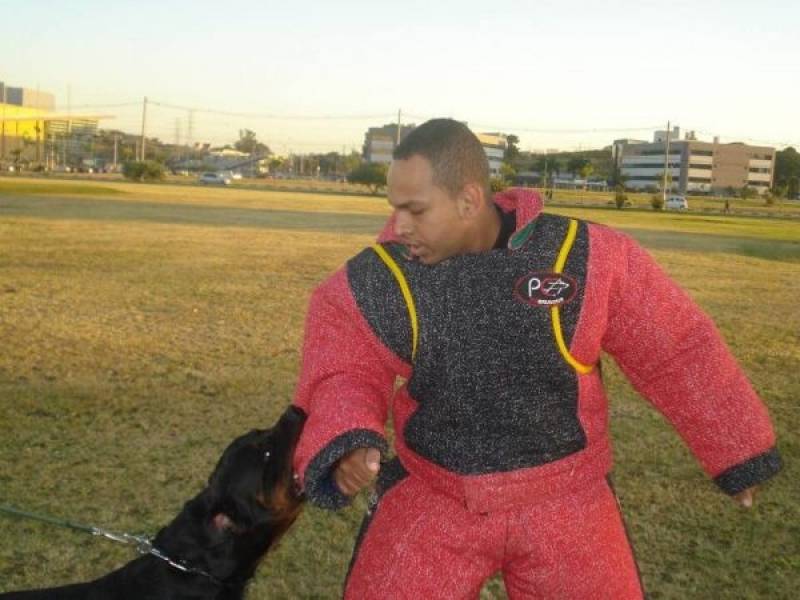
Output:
[0, 406, 307, 600]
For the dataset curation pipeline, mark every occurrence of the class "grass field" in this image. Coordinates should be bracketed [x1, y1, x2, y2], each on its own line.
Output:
[0, 178, 798, 598]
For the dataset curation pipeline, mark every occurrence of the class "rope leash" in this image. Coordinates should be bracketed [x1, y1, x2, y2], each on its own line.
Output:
[0, 503, 226, 587]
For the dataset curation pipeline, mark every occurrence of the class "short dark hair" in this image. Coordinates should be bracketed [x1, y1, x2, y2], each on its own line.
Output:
[393, 118, 490, 199]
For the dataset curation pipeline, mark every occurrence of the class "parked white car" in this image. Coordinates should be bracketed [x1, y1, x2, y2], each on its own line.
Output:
[198, 172, 232, 185]
[666, 195, 688, 210]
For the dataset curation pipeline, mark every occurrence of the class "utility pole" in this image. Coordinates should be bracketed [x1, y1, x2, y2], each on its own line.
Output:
[662, 120, 671, 205]
[140, 96, 148, 161]
[396, 108, 402, 145]
[113, 134, 119, 170]
[187, 109, 194, 148]
[1, 83, 6, 161]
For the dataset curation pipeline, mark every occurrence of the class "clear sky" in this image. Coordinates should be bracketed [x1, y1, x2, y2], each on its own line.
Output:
[1, 0, 797, 153]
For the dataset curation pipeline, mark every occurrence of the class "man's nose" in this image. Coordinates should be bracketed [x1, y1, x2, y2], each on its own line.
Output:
[393, 212, 412, 239]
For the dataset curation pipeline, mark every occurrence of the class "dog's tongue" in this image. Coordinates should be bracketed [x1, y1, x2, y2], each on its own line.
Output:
[212, 513, 234, 531]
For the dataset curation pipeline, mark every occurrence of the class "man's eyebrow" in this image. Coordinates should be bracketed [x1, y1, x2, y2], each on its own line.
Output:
[390, 199, 422, 209]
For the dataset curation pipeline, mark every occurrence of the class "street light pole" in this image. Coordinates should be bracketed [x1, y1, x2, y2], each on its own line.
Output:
[662, 120, 671, 205]
[140, 96, 148, 161]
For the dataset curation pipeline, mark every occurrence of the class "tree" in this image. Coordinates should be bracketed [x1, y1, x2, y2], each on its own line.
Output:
[234, 129, 270, 156]
[578, 163, 594, 188]
[774, 147, 800, 193]
[566, 157, 591, 177]
[504, 134, 520, 165]
[343, 151, 362, 174]
[534, 156, 560, 187]
[788, 176, 800, 200]
[348, 162, 388, 195]
[500, 162, 517, 183]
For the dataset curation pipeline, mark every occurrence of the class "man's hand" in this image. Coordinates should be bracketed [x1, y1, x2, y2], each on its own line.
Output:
[334, 447, 381, 496]
[734, 486, 758, 508]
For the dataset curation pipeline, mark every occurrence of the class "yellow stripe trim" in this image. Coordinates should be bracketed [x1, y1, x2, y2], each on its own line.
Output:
[551, 220, 594, 374]
[371, 244, 419, 361]
[554, 218, 578, 273]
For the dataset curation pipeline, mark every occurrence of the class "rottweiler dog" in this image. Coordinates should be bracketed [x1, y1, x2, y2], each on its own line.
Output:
[0, 405, 307, 599]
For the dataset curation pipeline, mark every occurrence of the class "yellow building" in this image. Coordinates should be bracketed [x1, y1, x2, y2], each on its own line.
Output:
[0, 102, 111, 169]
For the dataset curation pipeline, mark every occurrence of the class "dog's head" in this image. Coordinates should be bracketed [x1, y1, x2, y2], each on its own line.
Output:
[153, 405, 307, 587]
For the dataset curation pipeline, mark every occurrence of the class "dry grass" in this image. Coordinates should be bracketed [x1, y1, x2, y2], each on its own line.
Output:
[0, 179, 797, 598]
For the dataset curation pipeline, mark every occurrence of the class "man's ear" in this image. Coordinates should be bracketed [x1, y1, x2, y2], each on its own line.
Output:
[456, 183, 485, 220]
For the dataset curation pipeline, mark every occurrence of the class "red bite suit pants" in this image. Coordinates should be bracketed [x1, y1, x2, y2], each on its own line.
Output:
[345, 473, 643, 600]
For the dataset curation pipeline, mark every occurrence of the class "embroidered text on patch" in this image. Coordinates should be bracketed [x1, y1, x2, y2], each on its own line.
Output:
[514, 272, 578, 307]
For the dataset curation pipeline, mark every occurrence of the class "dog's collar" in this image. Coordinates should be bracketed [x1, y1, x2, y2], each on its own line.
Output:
[146, 541, 236, 588]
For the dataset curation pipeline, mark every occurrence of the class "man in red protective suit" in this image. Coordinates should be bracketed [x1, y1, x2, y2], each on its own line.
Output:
[292, 119, 781, 599]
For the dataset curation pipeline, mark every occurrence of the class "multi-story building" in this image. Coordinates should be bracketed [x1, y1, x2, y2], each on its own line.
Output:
[617, 128, 775, 195]
[475, 132, 507, 177]
[3, 85, 55, 110]
[1, 80, 107, 169]
[363, 123, 511, 177]
[363, 123, 417, 164]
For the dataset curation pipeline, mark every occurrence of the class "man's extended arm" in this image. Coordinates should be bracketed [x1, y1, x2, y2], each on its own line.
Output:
[600, 230, 781, 501]
[292, 268, 407, 509]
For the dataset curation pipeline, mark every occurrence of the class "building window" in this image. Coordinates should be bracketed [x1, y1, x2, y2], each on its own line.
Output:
[637, 149, 682, 156]
[623, 162, 681, 169]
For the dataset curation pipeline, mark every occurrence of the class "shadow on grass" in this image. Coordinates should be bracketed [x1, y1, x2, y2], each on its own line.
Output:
[0, 194, 386, 235]
[622, 228, 800, 263]
[2, 195, 799, 261]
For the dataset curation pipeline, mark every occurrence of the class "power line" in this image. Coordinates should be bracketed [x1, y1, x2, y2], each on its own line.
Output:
[147, 100, 395, 121]
[60, 102, 141, 109]
[401, 113, 661, 135]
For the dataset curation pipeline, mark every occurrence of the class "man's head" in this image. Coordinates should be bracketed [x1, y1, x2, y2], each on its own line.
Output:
[388, 118, 498, 264]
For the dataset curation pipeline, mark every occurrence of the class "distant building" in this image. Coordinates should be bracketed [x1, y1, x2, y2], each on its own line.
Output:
[612, 138, 648, 168]
[475, 132, 507, 177]
[362, 123, 512, 177]
[617, 128, 775, 195]
[3, 86, 55, 110]
[363, 123, 416, 164]
[1, 80, 108, 169]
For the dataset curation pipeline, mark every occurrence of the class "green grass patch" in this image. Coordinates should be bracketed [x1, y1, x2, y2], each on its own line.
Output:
[0, 187, 797, 598]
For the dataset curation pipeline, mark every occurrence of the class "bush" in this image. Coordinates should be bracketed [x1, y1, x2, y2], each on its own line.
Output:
[614, 184, 628, 209]
[123, 161, 165, 182]
[490, 177, 508, 193]
[740, 186, 756, 200]
[650, 193, 664, 211]
[347, 163, 387, 195]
